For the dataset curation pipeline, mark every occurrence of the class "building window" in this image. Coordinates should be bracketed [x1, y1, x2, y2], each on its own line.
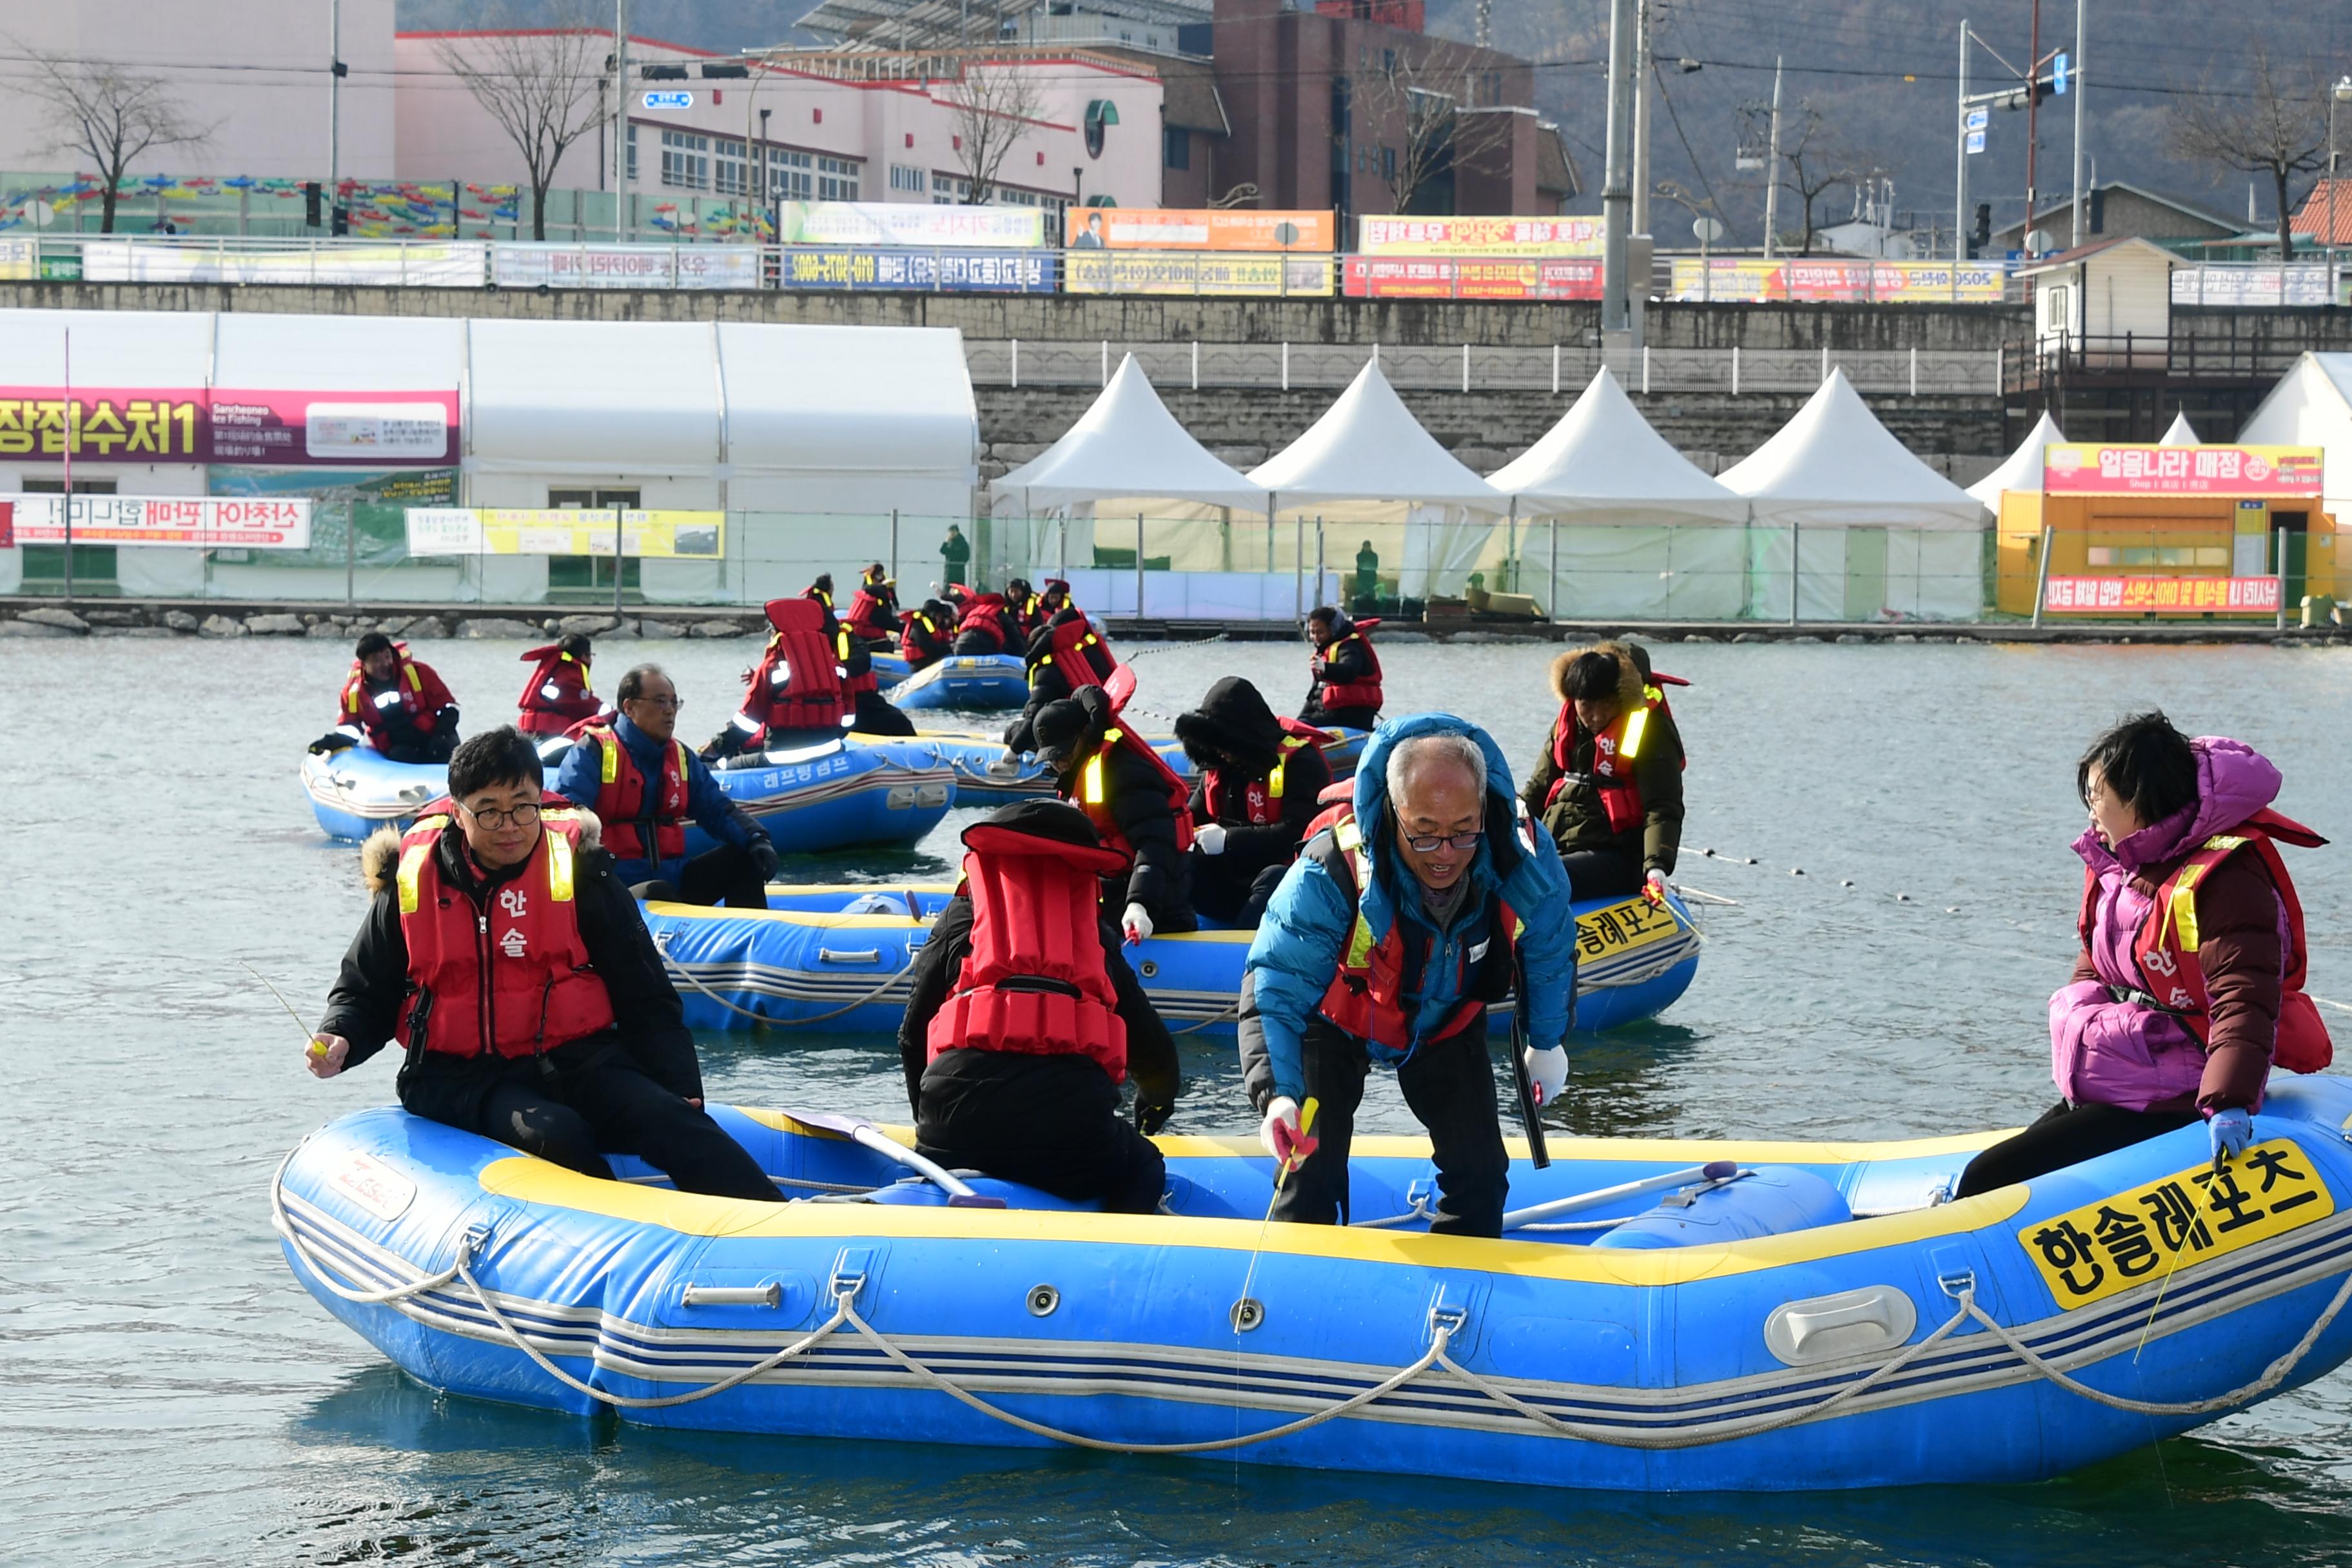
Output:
[818, 155, 861, 201]
[889, 163, 926, 194]
[627, 123, 638, 182]
[19, 478, 119, 592]
[770, 146, 813, 201]
[1163, 127, 1190, 171]
[1382, 146, 1396, 181]
[549, 489, 643, 600]
[934, 171, 974, 204]
[660, 129, 709, 190]
[714, 137, 748, 196]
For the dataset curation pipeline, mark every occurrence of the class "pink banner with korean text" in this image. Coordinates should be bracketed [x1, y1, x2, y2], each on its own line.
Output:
[6, 494, 312, 549]
[0, 387, 458, 467]
[2043, 575, 2282, 614]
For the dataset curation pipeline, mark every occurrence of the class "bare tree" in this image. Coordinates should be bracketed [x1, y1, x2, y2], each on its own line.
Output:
[1348, 50, 1520, 217]
[17, 45, 209, 233]
[945, 61, 1046, 206]
[2170, 48, 2326, 259]
[1775, 101, 1854, 256]
[436, 8, 611, 240]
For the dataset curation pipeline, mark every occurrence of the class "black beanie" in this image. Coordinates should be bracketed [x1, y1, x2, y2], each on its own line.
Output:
[966, 798, 1102, 850]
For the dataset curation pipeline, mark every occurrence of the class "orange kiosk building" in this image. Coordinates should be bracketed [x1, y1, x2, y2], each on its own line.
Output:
[1994, 443, 2336, 617]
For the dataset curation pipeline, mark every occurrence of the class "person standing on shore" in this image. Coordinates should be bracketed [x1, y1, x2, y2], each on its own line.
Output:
[940, 524, 972, 588]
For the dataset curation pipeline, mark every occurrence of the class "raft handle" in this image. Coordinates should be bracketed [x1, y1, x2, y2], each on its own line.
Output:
[684, 1283, 783, 1309]
[818, 948, 884, 965]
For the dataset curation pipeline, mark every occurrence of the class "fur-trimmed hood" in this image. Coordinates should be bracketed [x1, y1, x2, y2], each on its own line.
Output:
[1547, 640, 1649, 710]
[360, 809, 603, 894]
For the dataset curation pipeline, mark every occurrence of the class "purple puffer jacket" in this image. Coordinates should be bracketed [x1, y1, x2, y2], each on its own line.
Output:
[2050, 736, 2288, 1114]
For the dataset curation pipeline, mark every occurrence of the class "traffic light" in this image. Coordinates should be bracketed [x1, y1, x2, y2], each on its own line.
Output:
[1974, 203, 1992, 246]
[304, 181, 322, 227]
[331, 204, 349, 238]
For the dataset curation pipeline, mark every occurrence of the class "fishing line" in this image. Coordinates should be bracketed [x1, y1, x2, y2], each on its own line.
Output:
[242, 961, 326, 1058]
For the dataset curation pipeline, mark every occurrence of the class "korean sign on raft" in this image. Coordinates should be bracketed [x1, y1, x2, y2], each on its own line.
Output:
[2019, 1139, 2333, 1309]
[0, 387, 458, 466]
[2044, 576, 2282, 614]
[5, 494, 311, 549]
[2042, 444, 2324, 498]
[404, 508, 725, 560]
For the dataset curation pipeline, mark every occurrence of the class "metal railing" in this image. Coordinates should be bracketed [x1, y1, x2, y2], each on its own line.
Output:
[2001, 331, 2317, 394]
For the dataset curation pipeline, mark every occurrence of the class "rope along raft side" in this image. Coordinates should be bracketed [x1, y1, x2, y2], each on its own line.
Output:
[272, 1082, 2352, 1491]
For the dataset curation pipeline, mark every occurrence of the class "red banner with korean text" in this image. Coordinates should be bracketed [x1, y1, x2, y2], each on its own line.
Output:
[0, 388, 459, 466]
[2043, 576, 2282, 614]
[2041, 444, 2323, 498]
[1342, 256, 1604, 300]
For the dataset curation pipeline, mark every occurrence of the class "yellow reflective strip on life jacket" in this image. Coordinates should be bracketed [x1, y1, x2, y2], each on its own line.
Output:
[1620, 705, 1650, 761]
[1344, 913, 1375, 972]
[1081, 750, 1107, 805]
[1269, 734, 1308, 799]
[1334, 817, 1362, 852]
[404, 664, 422, 692]
[545, 830, 577, 903]
[598, 733, 620, 785]
[396, 843, 429, 915]
[672, 740, 690, 779]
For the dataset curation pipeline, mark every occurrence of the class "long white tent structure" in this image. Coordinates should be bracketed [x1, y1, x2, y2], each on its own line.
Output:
[0, 309, 977, 603]
[1720, 369, 1990, 621]
[1487, 367, 1750, 618]
[1250, 357, 1503, 601]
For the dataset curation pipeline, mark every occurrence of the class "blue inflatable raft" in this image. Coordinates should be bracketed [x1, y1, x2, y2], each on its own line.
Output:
[701, 741, 956, 856]
[273, 1075, 2352, 1491]
[643, 881, 1700, 1037]
[869, 652, 910, 691]
[892, 725, 1370, 805]
[887, 654, 1030, 712]
[299, 747, 447, 841]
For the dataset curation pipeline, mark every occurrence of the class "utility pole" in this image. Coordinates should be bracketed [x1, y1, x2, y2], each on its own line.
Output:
[2069, 0, 2086, 246]
[1761, 57, 1783, 260]
[328, 0, 341, 229]
[1601, 0, 1636, 332]
[1955, 22, 1969, 271]
[614, 0, 631, 242]
[1631, 0, 1652, 237]
[2024, 0, 2041, 248]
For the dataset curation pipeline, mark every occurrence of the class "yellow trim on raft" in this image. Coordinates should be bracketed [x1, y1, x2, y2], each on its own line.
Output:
[473, 1126, 2029, 1288]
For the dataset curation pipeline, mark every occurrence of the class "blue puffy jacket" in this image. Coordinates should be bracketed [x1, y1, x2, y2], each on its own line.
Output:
[551, 713, 761, 886]
[1240, 713, 1576, 1108]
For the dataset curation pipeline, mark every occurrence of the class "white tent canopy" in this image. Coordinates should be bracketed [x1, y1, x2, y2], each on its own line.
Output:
[1490, 367, 1749, 523]
[1967, 411, 2067, 506]
[1720, 369, 1989, 621]
[2240, 352, 2352, 520]
[1250, 358, 1503, 510]
[2160, 411, 2202, 446]
[990, 354, 1266, 513]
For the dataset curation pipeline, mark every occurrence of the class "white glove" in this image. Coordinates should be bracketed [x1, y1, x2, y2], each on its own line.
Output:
[1196, 822, 1228, 856]
[1524, 1044, 1569, 1107]
[1260, 1095, 1302, 1161]
[1645, 868, 1670, 897]
[1121, 902, 1154, 944]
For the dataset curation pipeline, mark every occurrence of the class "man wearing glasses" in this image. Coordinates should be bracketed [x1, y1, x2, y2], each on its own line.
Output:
[1239, 716, 1578, 1237]
[553, 664, 778, 910]
[305, 727, 781, 1200]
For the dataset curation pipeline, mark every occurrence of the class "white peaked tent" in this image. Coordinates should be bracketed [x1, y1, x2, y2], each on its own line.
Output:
[2160, 411, 2202, 446]
[1250, 357, 1504, 600]
[1487, 366, 1750, 617]
[1720, 368, 1991, 620]
[986, 354, 1279, 618]
[1968, 411, 2067, 509]
[2241, 353, 2352, 525]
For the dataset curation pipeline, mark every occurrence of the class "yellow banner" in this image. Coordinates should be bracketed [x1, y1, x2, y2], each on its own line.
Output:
[2017, 1138, 2333, 1310]
[1061, 252, 1337, 298]
[1574, 895, 1683, 961]
[405, 507, 725, 558]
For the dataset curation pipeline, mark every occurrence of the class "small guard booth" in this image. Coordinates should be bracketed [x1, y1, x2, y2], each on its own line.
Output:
[1995, 442, 2337, 617]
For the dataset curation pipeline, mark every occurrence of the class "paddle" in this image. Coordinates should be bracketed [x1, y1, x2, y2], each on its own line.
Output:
[1507, 954, 1552, 1170]
[789, 1110, 1008, 1208]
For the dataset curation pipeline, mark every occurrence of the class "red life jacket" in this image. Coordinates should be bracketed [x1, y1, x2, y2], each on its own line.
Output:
[514, 645, 596, 736]
[340, 645, 429, 742]
[957, 594, 1014, 651]
[1203, 718, 1328, 827]
[743, 598, 845, 736]
[576, 725, 691, 865]
[926, 823, 1131, 1083]
[1032, 616, 1117, 692]
[805, 587, 877, 701]
[391, 802, 616, 1061]
[1073, 724, 1196, 857]
[1544, 683, 1674, 834]
[845, 580, 896, 640]
[901, 606, 950, 667]
[2077, 809, 2334, 1074]
[1314, 620, 1384, 711]
[1304, 807, 1514, 1050]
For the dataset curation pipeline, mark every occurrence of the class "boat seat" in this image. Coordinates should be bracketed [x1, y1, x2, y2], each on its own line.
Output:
[1590, 1166, 1852, 1251]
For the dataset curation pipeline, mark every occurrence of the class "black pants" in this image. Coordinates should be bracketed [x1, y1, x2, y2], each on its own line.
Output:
[399, 1047, 779, 1202]
[629, 842, 769, 911]
[851, 688, 916, 736]
[382, 725, 458, 765]
[1191, 855, 1290, 930]
[1302, 702, 1378, 732]
[1954, 1100, 2202, 1199]
[952, 629, 1006, 656]
[916, 1050, 1167, 1213]
[1273, 1016, 1510, 1237]
[1559, 847, 1644, 899]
